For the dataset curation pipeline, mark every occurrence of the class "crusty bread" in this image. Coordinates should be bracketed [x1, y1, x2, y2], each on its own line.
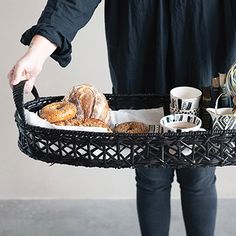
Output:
[64, 84, 110, 124]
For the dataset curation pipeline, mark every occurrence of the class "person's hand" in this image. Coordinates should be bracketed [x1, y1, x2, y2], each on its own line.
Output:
[8, 35, 57, 93]
[8, 53, 43, 93]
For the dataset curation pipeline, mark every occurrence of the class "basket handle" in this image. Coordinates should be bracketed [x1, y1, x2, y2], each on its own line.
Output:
[13, 80, 39, 124]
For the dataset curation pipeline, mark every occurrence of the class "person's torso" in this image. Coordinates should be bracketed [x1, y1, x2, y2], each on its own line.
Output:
[105, 0, 236, 94]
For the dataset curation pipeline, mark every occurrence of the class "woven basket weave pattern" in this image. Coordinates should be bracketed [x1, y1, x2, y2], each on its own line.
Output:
[13, 81, 236, 168]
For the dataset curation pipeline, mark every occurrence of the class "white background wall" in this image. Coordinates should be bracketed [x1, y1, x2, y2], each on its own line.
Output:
[0, 0, 235, 199]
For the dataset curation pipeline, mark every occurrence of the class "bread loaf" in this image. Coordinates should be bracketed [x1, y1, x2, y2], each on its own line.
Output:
[64, 84, 110, 124]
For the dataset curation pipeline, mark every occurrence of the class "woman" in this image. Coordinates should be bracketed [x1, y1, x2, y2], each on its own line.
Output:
[8, 1, 236, 235]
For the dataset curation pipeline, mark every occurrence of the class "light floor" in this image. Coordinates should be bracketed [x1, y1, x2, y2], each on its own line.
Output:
[0, 199, 235, 236]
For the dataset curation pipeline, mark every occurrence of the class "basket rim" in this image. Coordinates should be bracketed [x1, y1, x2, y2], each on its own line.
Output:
[15, 93, 236, 138]
[15, 109, 236, 138]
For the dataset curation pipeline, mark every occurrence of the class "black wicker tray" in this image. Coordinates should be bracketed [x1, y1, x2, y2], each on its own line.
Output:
[13, 81, 236, 168]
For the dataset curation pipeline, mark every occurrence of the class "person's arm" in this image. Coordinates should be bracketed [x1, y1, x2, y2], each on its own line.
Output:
[8, 0, 101, 93]
[8, 35, 57, 93]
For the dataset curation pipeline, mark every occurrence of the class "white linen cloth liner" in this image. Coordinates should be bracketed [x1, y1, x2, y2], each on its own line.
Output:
[23, 107, 164, 157]
[24, 107, 164, 132]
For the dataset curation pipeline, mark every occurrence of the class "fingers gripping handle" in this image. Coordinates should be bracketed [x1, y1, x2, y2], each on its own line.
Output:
[13, 80, 39, 124]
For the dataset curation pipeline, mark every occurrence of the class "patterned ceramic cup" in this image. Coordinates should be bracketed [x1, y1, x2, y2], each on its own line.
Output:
[169, 104, 200, 116]
[160, 114, 203, 133]
[170, 86, 202, 111]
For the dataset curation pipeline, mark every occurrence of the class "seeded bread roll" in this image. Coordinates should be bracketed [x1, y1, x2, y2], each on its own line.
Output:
[114, 122, 149, 134]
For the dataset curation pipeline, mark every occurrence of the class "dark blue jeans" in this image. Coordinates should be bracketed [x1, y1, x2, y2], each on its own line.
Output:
[136, 167, 217, 236]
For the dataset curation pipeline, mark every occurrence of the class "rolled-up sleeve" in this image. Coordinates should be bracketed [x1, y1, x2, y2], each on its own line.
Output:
[21, 0, 101, 67]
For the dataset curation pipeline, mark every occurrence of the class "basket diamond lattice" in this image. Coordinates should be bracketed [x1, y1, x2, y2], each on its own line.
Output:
[13, 81, 236, 168]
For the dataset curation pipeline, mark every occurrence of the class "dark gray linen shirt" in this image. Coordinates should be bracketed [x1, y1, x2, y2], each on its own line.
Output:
[21, 0, 236, 94]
